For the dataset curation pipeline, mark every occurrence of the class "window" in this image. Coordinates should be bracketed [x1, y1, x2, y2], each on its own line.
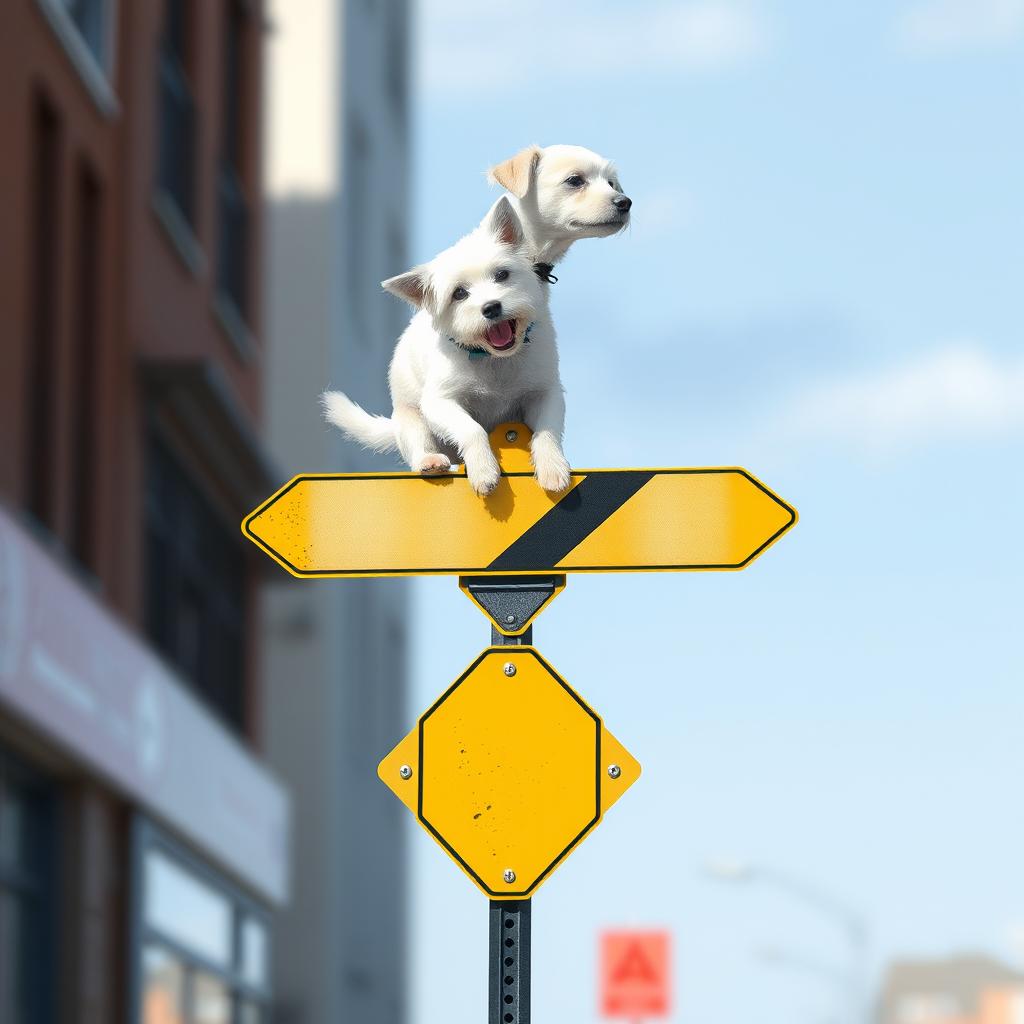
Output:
[0, 748, 56, 1024]
[216, 1, 249, 321]
[69, 162, 103, 572]
[345, 114, 371, 339]
[62, 0, 109, 66]
[136, 826, 271, 1024]
[24, 92, 62, 533]
[144, 433, 247, 732]
[384, 5, 409, 125]
[35, 0, 117, 115]
[156, 0, 197, 226]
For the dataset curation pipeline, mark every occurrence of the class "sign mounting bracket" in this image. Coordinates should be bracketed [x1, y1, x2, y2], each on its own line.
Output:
[460, 574, 565, 641]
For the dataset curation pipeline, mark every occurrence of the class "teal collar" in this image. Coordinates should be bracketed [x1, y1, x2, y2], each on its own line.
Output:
[451, 321, 536, 360]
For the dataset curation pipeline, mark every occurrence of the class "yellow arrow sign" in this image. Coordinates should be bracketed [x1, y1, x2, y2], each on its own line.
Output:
[242, 424, 797, 578]
[378, 646, 640, 900]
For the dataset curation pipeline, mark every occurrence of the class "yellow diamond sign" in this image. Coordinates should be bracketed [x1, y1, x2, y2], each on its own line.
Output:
[378, 646, 640, 899]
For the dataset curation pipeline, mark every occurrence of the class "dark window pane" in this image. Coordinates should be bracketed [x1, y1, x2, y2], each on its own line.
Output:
[216, 163, 248, 318]
[156, 0, 196, 225]
[25, 93, 61, 529]
[0, 752, 55, 1024]
[66, 0, 107, 66]
[345, 115, 370, 338]
[222, 2, 244, 167]
[156, 54, 196, 224]
[143, 435, 247, 732]
[0, 781, 24, 870]
[163, 0, 189, 64]
[217, 2, 249, 319]
[69, 163, 102, 571]
[385, 6, 408, 124]
[0, 890, 26, 1023]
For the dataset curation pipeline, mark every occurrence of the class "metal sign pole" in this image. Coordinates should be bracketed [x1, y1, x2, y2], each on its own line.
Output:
[490, 899, 531, 1024]
[465, 576, 557, 1024]
[244, 421, 798, 1024]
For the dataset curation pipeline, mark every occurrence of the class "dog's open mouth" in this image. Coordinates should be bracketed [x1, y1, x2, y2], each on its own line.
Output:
[483, 318, 517, 351]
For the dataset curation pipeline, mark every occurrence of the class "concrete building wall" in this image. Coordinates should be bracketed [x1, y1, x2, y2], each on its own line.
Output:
[262, 1, 412, 1022]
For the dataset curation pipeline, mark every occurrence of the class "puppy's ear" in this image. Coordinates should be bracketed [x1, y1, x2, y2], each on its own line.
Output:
[488, 144, 542, 199]
[486, 196, 525, 249]
[381, 267, 431, 308]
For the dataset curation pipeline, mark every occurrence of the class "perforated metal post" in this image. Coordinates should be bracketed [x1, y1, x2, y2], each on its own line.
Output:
[472, 580, 550, 1024]
[490, 899, 531, 1024]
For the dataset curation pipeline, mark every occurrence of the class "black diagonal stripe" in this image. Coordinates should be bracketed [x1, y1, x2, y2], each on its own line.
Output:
[488, 471, 656, 571]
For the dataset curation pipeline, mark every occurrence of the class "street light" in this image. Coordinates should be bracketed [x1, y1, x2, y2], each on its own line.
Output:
[703, 859, 869, 1024]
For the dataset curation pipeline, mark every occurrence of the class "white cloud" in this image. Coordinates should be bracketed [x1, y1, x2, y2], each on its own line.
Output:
[895, 0, 1024, 54]
[779, 345, 1024, 451]
[419, 1, 772, 94]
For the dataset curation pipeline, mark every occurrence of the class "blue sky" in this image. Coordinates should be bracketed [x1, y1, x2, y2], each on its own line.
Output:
[403, 3, 1024, 1022]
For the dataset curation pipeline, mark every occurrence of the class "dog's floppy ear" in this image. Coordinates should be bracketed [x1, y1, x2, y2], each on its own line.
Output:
[488, 144, 542, 199]
[485, 196, 525, 249]
[381, 267, 431, 308]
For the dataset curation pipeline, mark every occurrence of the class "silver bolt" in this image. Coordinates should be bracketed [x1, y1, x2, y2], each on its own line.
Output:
[503, 662, 517, 677]
[503, 869, 517, 884]
[607, 764, 622, 779]
[505, 613, 516, 624]
[399, 765, 413, 780]
[505, 429, 518, 442]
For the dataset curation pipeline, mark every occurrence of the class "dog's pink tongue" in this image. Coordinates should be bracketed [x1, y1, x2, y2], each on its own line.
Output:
[485, 320, 513, 347]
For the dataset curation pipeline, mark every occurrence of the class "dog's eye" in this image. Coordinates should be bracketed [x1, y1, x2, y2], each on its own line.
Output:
[609, 179, 620, 190]
[452, 286, 468, 301]
[494, 268, 510, 283]
[564, 174, 585, 188]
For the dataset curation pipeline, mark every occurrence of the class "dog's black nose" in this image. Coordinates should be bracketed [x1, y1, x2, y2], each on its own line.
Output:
[482, 301, 503, 320]
[613, 195, 632, 212]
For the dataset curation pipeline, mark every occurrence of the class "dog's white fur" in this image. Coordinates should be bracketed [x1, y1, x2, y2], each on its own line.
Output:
[323, 198, 570, 496]
[323, 145, 629, 495]
[487, 143, 630, 266]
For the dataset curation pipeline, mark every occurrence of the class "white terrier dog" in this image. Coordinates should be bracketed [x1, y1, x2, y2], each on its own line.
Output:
[487, 144, 631, 269]
[323, 198, 570, 497]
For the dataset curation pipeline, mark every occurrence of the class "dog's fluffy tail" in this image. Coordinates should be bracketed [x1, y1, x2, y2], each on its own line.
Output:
[321, 391, 397, 453]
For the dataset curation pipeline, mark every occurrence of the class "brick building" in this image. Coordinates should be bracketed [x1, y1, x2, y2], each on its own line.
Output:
[0, 2, 288, 1022]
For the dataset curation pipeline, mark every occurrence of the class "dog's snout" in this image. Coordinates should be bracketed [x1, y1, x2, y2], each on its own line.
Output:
[482, 300, 503, 320]
[613, 195, 632, 212]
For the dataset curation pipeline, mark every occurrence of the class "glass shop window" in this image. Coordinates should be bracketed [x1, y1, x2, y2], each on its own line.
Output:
[0, 747, 56, 1024]
[138, 831, 270, 1024]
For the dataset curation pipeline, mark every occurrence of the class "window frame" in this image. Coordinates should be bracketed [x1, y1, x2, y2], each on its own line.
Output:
[34, 0, 120, 117]
[129, 818, 272, 1024]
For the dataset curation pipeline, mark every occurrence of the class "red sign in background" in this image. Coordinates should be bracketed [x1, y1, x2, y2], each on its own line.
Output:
[600, 930, 671, 1019]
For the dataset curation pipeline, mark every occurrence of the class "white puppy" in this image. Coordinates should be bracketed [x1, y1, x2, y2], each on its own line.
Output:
[487, 144, 631, 268]
[323, 198, 570, 497]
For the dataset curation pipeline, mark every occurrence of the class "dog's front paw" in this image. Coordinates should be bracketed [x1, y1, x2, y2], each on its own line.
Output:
[466, 456, 501, 497]
[534, 452, 572, 493]
[418, 453, 451, 475]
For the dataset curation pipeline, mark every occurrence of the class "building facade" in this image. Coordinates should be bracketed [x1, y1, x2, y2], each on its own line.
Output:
[261, 1, 412, 1022]
[0, 1, 288, 1022]
[878, 955, 1024, 1024]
